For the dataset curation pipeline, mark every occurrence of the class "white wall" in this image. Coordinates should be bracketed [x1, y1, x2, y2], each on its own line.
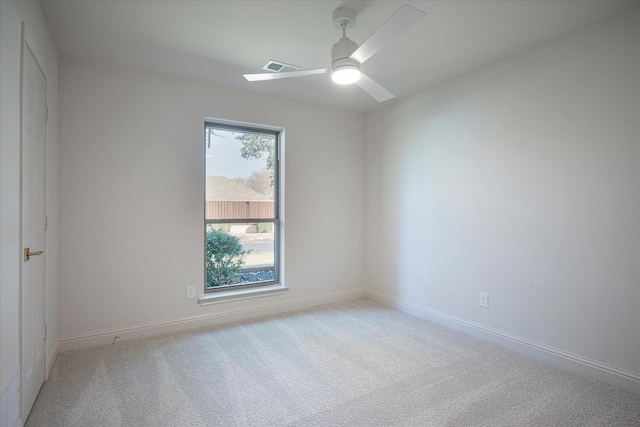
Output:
[57, 57, 365, 347]
[365, 10, 639, 392]
[0, 0, 59, 395]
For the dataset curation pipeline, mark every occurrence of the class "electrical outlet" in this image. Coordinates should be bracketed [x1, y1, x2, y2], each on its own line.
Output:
[479, 292, 489, 308]
[186, 286, 196, 299]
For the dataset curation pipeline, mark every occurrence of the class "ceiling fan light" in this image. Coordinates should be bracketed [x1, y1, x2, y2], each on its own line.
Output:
[331, 65, 361, 85]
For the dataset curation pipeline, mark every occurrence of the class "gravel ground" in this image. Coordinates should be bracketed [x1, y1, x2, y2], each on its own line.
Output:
[237, 270, 275, 283]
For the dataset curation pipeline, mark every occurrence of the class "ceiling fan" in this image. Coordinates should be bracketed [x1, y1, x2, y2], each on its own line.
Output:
[243, 4, 427, 103]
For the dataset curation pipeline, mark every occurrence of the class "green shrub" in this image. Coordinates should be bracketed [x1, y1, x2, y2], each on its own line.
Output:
[206, 229, 250, 287]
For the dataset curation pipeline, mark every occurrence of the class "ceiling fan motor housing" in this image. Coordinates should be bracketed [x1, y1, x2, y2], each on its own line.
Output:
[331, 37, 360, 72]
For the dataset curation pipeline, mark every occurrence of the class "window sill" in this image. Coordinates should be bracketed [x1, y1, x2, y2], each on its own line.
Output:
[198, 283, 288, 306]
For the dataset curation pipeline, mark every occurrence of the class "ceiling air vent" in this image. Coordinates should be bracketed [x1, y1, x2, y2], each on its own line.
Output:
[262, 60, 301, 73]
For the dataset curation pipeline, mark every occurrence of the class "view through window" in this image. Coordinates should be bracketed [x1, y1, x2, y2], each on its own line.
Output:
[204, 123, 279, 291]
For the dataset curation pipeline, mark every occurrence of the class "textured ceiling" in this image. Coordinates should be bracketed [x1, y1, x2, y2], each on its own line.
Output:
[41, 0, 639, 111]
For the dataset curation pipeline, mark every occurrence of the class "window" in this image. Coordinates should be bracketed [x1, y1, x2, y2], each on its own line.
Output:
[204, 122, 280, 292]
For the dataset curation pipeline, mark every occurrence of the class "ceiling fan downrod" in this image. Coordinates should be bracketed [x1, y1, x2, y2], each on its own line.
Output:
[331, 8, 361, 84]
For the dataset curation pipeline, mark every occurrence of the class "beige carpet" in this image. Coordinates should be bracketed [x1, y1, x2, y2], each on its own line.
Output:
[26, 299, 640, 426]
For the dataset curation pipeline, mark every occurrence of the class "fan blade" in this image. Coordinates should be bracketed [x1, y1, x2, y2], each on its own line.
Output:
[356, 73, 394, 103]
[244, 68, 329, 81]
[350, 4, 427, 64]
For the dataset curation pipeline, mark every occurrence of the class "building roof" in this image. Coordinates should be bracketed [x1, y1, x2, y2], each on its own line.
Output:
[206, 176, 272, 202]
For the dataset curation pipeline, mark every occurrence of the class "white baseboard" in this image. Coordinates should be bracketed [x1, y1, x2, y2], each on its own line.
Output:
[365, 290, 640, 395]
[58, 289, 365, 352]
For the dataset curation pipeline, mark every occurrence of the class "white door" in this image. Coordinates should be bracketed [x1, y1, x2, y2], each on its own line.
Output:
[21, 42, 47, 421]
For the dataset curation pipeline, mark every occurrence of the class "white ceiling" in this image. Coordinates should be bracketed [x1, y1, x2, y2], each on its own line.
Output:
[40, 0, 639, 112]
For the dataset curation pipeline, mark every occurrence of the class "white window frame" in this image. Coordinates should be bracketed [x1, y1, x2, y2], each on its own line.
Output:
[202, 121, 282, 296]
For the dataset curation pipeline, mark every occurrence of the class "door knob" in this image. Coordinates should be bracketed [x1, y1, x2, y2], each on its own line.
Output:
[24, 248, 44, 262]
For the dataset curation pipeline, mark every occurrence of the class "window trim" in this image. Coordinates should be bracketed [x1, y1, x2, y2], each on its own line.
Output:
[198, 283, 289, 305]
[203, 121, 281, 293]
